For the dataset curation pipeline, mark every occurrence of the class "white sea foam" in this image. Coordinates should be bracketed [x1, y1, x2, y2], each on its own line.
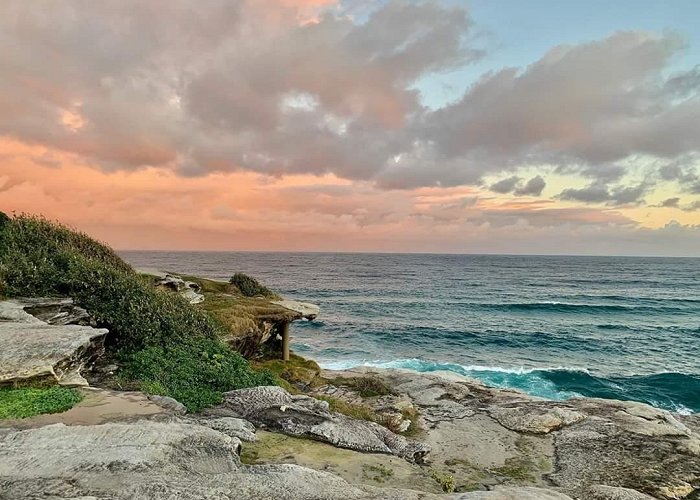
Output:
[319, 357, 591, 375]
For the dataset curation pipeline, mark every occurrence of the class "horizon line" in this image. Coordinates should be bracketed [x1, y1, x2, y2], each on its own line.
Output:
[116, 249, 700, 259]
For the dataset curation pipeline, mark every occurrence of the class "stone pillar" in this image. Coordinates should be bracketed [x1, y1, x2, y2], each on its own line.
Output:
[281, 322, 290, 361]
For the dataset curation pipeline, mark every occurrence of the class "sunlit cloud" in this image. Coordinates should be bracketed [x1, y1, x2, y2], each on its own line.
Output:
[0, 0, 698, 254]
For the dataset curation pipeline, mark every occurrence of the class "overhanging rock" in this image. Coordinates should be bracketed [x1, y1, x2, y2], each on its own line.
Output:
[0, 299, 107, 387]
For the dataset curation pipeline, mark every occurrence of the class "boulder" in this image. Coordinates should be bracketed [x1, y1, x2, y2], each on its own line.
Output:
[148, 395, 187, 415]
[0, 299, 107, 387]
[157, 274, 205, 304]
[585, 485, 657, 499]
[211, 386, 430, 463]
[453, 487, 573, 499]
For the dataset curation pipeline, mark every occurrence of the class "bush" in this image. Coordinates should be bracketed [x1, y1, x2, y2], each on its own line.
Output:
[121, 338, 276, 412]
[230, 272, 276, 298]
[0, 213, 276, 411]
[0, 386, 83, 419]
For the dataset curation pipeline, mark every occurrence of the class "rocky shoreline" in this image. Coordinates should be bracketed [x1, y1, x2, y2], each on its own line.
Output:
[0, 274, 698, 499]
[1, 362, 698, 499]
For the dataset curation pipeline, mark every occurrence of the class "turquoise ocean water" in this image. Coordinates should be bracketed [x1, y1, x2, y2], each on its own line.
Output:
[122, 252, 700, 414]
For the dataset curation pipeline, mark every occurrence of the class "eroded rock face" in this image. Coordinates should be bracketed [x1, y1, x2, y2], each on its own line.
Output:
[0, 420, 570, 500]
[210, 386, 431, 463]
[0, 299, 107, 387]
[21, 298, 92, 326]
[271, 300, 320, 320]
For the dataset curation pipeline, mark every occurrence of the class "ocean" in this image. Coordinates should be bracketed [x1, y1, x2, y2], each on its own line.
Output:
[121, 252, 700, 414]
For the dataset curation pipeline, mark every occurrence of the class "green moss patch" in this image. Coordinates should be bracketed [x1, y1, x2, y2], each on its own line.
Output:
[362, 464, 394, 483]
[0, 386, 83, 420]
[254, 354, 323, 391]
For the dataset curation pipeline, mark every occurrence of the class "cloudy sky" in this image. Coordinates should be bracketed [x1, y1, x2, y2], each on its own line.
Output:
[1, 0, 699, 255]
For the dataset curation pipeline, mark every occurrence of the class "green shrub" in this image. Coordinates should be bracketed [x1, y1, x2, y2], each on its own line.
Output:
[0, 212, 276, 411]
[121, 338, 276, 412]
[230, 272, 276, 298]
[0, 213, 221, 352]
[0, 386, 83, 420]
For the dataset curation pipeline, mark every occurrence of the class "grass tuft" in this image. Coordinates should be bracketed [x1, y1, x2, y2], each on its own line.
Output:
[0, 386, 83, 420]
[316, 395, 380, 422]
[328, 375, 392, 398]
[431, 469, 456, 493]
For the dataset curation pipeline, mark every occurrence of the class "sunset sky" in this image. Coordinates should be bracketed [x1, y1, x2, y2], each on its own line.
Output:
[1, 0, 699, 255]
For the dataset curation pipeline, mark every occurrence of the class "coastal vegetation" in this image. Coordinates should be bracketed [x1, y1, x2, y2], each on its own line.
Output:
[0, 386, 83, 420]
[327, 375, 393, 398]
[254, 353, 324, 392]
[430, 469, 456, 493]
[230, 272, 278, 298]
[0, 212, 275, 412]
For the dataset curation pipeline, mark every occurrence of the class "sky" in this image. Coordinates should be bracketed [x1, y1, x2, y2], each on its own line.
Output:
[0, 0, 699, 256]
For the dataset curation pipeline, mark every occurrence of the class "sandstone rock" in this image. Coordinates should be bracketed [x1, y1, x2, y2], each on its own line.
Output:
[0, 299, 107, 387]
[196, 416, 257, 442]
[549, 414, 699, 499]
[586, 485, 657, 499]
[657, 483, 694, 499]
[454, 487, 573, 499]
[0, 420, 560, 500]
[21, 297, 92, 326]
[157, 274, 205, 304]
[148, 395, 187, 415]
[272, 300, 320, 320]
[323, 368, 700, 499]
[573, 398, 692, 437]
[377, 370, 476, 423]
[213, 385, 430, 463]
[489, 405, 586, 434]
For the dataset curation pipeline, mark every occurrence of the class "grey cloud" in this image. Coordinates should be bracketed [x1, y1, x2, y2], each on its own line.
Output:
[489, 175, 545, 196]
[515, 175, 546, 196]
[476, 207, 635, 228]
[665, 65, 700, 99]
[657, 197, 680, 208]
[412, 31, 700, 182]
[490, 176, 521, 193]
[559, 182, 647, 205]
[578, 164, 627, 182]
[683, 200, 700, 211]
[659, 161, 700, 193]
[0, 2, 699, 195]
